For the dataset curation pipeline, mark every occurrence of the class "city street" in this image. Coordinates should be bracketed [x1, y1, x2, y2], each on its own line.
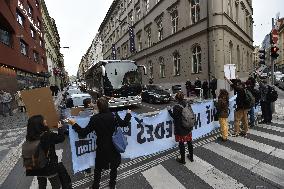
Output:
[0, 90, 284, 189]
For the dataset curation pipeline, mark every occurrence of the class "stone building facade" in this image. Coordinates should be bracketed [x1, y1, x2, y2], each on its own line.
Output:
[98, 0, 254, 91]
[41, 0, 65, 87]
[276, 18, 284, 72]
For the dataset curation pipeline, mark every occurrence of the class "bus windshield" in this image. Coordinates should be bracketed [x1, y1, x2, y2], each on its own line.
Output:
[104, 62, 141, 89]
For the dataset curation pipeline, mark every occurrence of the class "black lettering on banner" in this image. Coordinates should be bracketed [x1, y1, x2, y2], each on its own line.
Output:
[165, 121, 173, 138]
[154, 122, 165, 139]
[75, 139, 96, 157]
[145, 125, 154, 142]
[194, 113, 201, 129]
[206, 105, 211, 124]
[210, 108, 214, 122]
[135, 117, 146, 144]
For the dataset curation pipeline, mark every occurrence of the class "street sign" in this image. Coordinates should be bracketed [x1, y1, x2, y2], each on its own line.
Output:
[271, 29, 278, 44]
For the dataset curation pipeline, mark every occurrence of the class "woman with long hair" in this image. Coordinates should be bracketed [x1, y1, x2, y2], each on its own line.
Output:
[168, 92, 194, 164]
[214, 89, 229, 141]
[68, 97, 131, 189]
[25, 115, 72, 189]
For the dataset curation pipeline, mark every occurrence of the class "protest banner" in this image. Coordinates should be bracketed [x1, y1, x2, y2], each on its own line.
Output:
[224, 64, 236, 79]
[21, 87, 59, 128]
[69, 96, 262, 173]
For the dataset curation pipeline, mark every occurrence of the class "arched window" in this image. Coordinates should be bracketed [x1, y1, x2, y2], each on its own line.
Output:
[171, 10, 179, 34]
[235, 0, 239, 24]
[159, 57, 166, 78]
[237, 45, 240, 71]
[192, 45, 202, 73]
[227, 0, 233, 18]
[173, 52, 181, 76]
[191, 0, 200, 24]
[229, 41, 233, 65]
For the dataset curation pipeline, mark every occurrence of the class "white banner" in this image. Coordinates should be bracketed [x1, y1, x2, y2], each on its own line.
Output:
[69, 96, 245, 173]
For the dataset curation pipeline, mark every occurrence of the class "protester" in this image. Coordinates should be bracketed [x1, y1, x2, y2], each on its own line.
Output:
[0, 90, 13, 117]
[185, 80, 192, 97]
[24, 115, 72, 189]
[194, 77, 202, 97]
[67, 97, 132, 189]
[55, 85, 60, 96]
[15, 91, 26, 113]
[202, 80, 209, 99]
[245, 77, 259, 127]
[78, 98, 97, 117]
[168, 92, 194, 164]
[225, 76, 251, 137]
[209, 76, 217, 99]
[214, 89, 229, 141]
[259, 79, 272, 123]
[66, 97, 74, 108]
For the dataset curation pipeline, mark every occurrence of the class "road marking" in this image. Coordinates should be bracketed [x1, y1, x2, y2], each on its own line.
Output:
[249, 129, 284, 143]
[184, 155, 247, 189]
[228, 136, 284, 160]
[0, 144, 11, 152]
[258, 124, 284, 133]
[0, 136, 19, 144]
[203, 143, 284, 188]
[142, 164, 186, 189]
[29, 149, 63, 189]
[0, 127, 26, 133]
[5, 130, 25, 137]
[0, 140, 25, 186]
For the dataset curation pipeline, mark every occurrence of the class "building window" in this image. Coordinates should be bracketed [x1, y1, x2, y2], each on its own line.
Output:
[0, 28, 11, 46]
[33, 51, 39, 62]
[191, 0, 200, 24]
[229, 42, 233, 64]
[129, 11, 134, 26]
[173, 52, 181, 76]
[35, 0, 39, 8]
[39, 38, 44, 47]
[159, 57, 165, 78]
[144, 0, 150, 14]
[31, 27, 36, 39]
[235, 2, 239, 24]
[136, 6, 141, 20]
[27, 2, 33, 16]
[145, 27, 152, 48]
[41, 57, 44, 64]
[157, 18, 163, 41]
[227, 0, 233, 18]
[16, 10, 25, 27]
[137, 33, 142, 51]
[171, 10, 178, 34]
[192, 45, 202, 73]
[149, 60, 153, 78]
[20, 40, 28, 56]
[37, 18, 41, 29]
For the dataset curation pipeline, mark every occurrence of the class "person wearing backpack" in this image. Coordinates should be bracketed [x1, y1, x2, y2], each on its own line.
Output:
[246, 77, 258, 128]
[224, 77, 250, 137]
[67, 97, 131, 189]
[214, 89, 229, 141]
[168, 92, 194, 164]
[23, 115, 72, 189]
[259, 79, 273, 123]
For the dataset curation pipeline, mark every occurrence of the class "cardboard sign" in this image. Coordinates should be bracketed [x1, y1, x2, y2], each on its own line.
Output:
[224, 64, 236, 79]
[21, 87, 59, 128]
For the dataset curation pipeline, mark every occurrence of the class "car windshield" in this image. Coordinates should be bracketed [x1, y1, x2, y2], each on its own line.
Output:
[147, 85, 162, 90]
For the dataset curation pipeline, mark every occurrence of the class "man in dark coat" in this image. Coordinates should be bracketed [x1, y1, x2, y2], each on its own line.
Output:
[194, 77, 202, 97]
[209, 76, 217, 99]
[202, 80, 209, 99]
[68, 98, 131, 189]
[185, 80, 191, 97]
[259, 79, 272, 123]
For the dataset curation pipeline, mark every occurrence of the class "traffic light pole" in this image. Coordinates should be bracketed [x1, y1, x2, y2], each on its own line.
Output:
[271, 18, 275, 86]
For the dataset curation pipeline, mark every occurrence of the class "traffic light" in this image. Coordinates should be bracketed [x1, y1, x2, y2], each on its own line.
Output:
[271, 46, 279, 59]
[259, 49, 266, 64]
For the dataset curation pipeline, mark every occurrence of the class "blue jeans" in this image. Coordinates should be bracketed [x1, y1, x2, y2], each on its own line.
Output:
[248, 107, 255, 126]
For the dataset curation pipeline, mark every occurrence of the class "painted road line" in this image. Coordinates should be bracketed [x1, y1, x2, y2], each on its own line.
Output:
[184, 155, 247, 189]
[142, 164, 186, 189]
[0, 127, 26, 133]
[0, 140, 25, 186]
[0, 144, 11, 152]
[72, 134, 220, 188]
[0, 136, 19, 144]
[5, 130, 25, 137]
[203, 143, 284, 188]
[29, 149, 63, 189]
[249, 130, 284, 143]
[229, 136, 284, 160]
[258, 124, 284, 133]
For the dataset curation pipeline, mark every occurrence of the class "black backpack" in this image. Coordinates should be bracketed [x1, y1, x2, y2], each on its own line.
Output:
[22, 136, 50, 171]
[252, 88, 261, 104]
[267, 86, 278, 102]
[176, 103, 195, 130]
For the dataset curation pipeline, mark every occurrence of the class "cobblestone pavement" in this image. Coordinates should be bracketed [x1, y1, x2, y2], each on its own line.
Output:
[0, 112, 28, 130]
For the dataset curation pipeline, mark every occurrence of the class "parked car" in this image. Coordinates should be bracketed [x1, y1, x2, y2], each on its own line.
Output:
[71, 93, 92, 107]
[141, 85, 171, 104]
[277, 77, 284, 90]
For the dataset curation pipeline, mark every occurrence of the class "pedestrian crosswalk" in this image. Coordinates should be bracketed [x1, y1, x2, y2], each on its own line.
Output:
[95, 122, 284, 189]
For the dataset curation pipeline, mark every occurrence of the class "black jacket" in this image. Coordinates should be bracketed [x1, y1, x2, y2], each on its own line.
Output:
[231, 84, 247, 110]
[26, 127, 65, 176]
[73, 111, 131, 169]
[168, 101, 192, 136]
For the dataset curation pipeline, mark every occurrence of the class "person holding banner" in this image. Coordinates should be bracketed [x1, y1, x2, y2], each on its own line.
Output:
[214, 89, 229, 141]
[168, 92, 194, 164]
[67, 97, 131, 189]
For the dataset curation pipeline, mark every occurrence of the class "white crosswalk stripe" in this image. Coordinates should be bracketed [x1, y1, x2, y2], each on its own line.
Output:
[203, 142, 284, 188]
[249, 129, 284, 143]
[184, 156, 247, 189]
[258, 124, 284, 133]
[142, 164, 186, 189]
[29, 149, 63, 189]
[228, 136, 284, 160]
